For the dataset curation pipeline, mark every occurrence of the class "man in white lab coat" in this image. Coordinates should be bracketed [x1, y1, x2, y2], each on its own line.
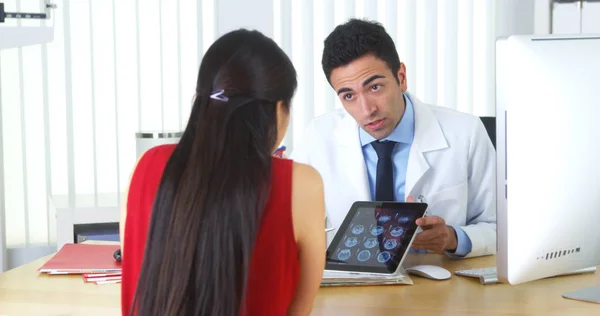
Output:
[291, 19, 496, 258]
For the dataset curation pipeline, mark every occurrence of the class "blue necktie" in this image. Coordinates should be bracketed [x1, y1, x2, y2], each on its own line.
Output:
[371, 140, 397, 201]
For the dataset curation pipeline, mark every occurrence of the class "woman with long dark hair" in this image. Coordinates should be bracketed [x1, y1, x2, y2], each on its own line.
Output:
[120, 29, 326, 316]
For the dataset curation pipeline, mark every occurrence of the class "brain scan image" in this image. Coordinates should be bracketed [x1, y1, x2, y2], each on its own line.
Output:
[344, 236, 358, 248]
[378, 215, 391, 223]
[363, 237, 378, 249]
[377, 251, 392, 263]
[337, 249, 351, 261]
[390, 226, 404, 237]
[384, 239, 398, 250]
[370, 225, 384, 236]
[357, 250, 371, 262]
[398, 216, 412, 224]
[351, 224, 365, 235]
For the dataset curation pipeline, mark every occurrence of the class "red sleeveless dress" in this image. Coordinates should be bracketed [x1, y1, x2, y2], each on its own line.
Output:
[121, 144, 300, 315]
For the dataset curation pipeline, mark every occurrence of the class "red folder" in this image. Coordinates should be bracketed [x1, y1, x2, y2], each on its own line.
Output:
[38, 243, 122, 274]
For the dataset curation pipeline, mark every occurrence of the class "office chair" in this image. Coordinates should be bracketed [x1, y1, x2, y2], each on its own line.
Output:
[479, 116, 496, 149]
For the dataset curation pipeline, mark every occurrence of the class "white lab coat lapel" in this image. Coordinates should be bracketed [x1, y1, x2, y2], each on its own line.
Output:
[405, 93, 449, 198]
[332, 115, 371, 202]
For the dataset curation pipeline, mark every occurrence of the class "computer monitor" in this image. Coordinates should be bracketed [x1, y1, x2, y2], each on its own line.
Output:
[495, 34, 600, 302]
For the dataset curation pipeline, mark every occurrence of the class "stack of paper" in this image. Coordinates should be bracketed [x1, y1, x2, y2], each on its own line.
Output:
[82, 272, 122, 285]
[321, 268, 413, 287]
[38, 243, 122, 285]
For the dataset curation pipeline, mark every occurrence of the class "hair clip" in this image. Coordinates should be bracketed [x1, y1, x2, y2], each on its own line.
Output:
[210, 89, 228, 102]
[274, 146, 286, 158]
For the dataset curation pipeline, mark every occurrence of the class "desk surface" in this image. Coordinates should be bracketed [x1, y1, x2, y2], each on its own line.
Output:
[1, 251, 598, 315]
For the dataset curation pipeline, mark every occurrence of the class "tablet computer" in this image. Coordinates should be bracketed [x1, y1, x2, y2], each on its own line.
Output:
[325, 201, 428, 274]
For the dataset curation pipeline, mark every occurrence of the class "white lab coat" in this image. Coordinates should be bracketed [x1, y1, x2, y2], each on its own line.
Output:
[290, 93, 496, 258]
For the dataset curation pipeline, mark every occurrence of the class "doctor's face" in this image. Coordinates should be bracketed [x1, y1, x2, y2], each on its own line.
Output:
[330, 54, 408, 140]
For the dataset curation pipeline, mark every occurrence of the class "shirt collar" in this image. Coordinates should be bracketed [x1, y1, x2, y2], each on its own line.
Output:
[359, 93, 415, 146]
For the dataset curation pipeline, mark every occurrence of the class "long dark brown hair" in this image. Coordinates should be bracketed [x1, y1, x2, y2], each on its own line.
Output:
[131, 29, 297, 316]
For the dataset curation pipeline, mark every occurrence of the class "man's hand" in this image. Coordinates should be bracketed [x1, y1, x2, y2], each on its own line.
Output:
[407, 196, 458, 253]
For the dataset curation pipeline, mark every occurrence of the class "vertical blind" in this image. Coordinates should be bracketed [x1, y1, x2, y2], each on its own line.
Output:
[0, 0, 215, 248]
[0, 0, 497, 249]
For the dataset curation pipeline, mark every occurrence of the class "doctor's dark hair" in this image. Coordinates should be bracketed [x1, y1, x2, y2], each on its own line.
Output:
[322, 18, 401, 84]
[131, 29, 297, 316]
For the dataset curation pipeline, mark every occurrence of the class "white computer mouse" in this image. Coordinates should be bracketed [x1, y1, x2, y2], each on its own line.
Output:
[406, 265, 451, 280]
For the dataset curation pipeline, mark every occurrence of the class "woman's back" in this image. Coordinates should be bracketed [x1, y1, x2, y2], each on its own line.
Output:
[121, 144, 302, 315]
[120, 28, 325, 316]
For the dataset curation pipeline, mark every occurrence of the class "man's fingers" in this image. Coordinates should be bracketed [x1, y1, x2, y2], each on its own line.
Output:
[410, 243, 427, 250]
[406, 196, 416, 203]
[412, 236, 444, 246]
[414, 229, 441, 242]
[416, 216, 445, 226]
[411, 237, 445, 251]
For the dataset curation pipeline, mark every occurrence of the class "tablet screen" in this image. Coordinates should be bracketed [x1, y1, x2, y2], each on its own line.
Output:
[325, 202, 427, 274]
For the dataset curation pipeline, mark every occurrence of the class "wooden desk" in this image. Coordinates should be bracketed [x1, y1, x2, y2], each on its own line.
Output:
[312, 254, 600, 315]
[0, 240, 122, 316]
[0, 253, 121, 316]
[1, 252, 598, 315]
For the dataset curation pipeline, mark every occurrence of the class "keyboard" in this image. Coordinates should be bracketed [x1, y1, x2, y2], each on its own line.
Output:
[455, 267, 499, 284]
[454, 266, 597, 285]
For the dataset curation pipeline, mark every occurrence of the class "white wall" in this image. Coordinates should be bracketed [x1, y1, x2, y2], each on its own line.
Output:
[535, 0, 553, 34]
[496, 0, 536, 37]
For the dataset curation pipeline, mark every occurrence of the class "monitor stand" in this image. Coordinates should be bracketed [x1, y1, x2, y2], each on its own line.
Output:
[563, 285, 600, 304]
